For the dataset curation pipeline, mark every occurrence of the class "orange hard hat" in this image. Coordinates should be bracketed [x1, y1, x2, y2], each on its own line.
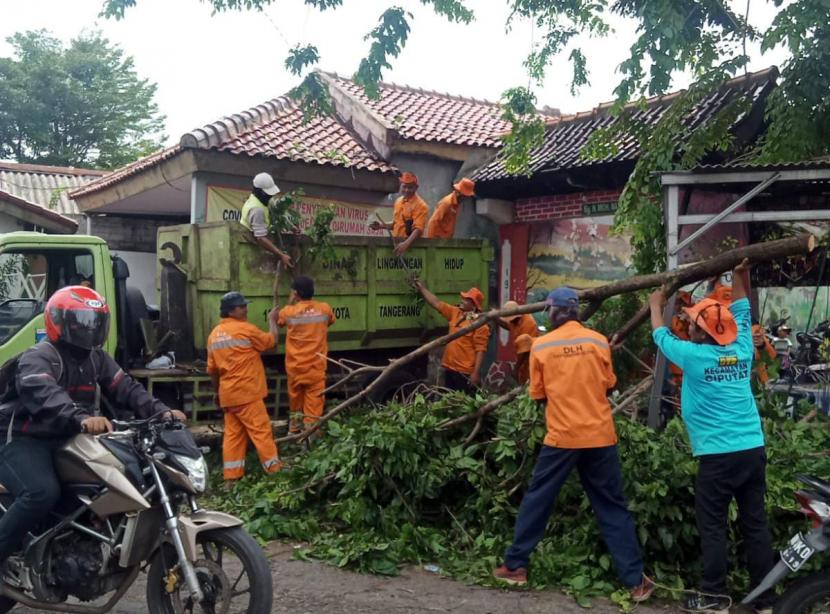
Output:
[399, 172, 418, 185]
[683, 298, 738, 346]
[453, 177, 475, 197]
[515, 333, 534, 354]
[460, 287, 485, 311]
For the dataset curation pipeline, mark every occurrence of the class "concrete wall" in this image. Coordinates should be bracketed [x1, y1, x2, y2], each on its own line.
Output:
[74, 214, 184, 253]
[0, 212, 27, 233]
[113, 250, 158, 305]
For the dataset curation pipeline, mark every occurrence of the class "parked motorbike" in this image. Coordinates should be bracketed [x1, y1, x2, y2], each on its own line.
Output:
[0, 415, 272, 613]
[743, 475, 830, 613]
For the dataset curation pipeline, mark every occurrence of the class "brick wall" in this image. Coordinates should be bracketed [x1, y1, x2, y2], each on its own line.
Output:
[515, 189, 621, 222]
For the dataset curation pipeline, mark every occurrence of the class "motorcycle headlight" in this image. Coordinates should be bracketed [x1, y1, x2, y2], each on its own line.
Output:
[174, 454, 208, 493]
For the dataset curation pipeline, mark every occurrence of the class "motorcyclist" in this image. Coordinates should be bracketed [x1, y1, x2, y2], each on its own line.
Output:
[0, 286, 186, 566]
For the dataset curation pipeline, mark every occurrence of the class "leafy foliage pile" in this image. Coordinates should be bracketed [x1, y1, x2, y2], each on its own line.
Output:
[213, 391, 830, 606]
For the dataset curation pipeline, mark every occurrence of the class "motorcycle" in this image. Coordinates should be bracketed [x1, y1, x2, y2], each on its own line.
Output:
[743, 475, 830, 613]
[0, 415, 272, 613]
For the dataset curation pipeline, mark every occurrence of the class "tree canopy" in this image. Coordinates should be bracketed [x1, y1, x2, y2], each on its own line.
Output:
[99, 0, 830, 272]
[0, 30, 165, 169]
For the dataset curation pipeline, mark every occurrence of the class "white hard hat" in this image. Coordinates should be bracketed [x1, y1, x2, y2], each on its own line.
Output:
[253, 172, 280, 196]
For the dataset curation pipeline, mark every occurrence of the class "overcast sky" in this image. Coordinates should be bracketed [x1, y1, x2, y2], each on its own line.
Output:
[1, 0, 790, 143]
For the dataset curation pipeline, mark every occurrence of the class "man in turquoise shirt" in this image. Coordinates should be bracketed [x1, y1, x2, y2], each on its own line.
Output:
[650, 259, 774, 613]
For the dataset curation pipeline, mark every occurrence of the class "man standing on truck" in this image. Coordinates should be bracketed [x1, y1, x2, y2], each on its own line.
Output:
[426, 177, 475, 239]
[369, 172, 428, 257]
[414, 280, 490, 392]
[0, 286, 187, 570]
[278, 276, 335, 434]
[493, 287, 654, 603]
[240, 172, 293, 269]
[207, 291, 283, 485]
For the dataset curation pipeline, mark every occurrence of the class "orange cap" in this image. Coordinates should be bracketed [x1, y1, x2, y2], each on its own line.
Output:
[515, 333, 534, 354]
[682, 298, 738, 346]
[453, 177, 475, 197]
[460, 287, 485, 311]
[399, 172, 418, 185]
[500, 300, 522, 322]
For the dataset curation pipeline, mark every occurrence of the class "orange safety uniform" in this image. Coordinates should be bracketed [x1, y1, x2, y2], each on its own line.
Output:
[427, 192, 460, 239]
[529, 321, 617, 448]
[206, 318, 281, 480]
[752, 324, 776, 386]
[509, 314, 540, 340]
[437, 302, 490, 375]
[278, 300, 335, 430]
[392, 194, 429, 238]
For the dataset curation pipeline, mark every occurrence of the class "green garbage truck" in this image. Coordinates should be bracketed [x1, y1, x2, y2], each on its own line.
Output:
[0, 223, 493, 425]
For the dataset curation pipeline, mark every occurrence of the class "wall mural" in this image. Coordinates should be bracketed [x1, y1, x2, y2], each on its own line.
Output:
[526, 215, 634, 304]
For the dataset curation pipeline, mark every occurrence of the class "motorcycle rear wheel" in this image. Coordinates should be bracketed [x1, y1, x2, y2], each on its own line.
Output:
[146, 526, 272, 614]
[775, 570, 830, 613]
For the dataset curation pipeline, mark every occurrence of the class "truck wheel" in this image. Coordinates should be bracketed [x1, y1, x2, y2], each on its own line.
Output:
[367, 370, 420, 404]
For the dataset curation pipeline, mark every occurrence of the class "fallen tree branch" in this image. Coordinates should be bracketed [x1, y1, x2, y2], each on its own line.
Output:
[611, 375, 654, 417]
[438, 386, 526, 431]
[278, 234, 815, 445]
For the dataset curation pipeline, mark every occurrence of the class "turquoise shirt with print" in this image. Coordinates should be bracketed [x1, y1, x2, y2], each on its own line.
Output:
[652, 297, 764, 457]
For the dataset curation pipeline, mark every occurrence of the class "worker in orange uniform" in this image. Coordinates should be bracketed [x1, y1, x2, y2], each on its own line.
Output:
[207, 291, 282, 485]
[369, 172, 428, 256]
[498, 300, 540, 345]
[427, 177, 475, 239]
[493, 287, 654, 602]
[277, 276, 335, 433]
[752, 321, 776, 386]
[414, 280, 490, 393]
[513, 333, 534, 384]
[668, 291, 693, 391]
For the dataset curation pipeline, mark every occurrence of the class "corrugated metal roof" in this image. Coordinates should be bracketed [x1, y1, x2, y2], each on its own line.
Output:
[473, 67, 778, 183]
[0, 189, 78, 232]
[0, 161, 105, 216]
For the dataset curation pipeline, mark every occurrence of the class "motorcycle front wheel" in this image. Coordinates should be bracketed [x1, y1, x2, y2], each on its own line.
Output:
[146, 526, 272, 614]
[775, 570, 830, 613]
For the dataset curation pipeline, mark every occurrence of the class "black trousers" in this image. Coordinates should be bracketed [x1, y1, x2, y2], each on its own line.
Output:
[696, 446, 775, 594]
[0, 436, 62, 562]
[444, 369, 473, 394]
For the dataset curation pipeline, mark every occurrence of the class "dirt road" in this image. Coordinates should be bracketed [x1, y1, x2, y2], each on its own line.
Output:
[17, 541, 685, 613]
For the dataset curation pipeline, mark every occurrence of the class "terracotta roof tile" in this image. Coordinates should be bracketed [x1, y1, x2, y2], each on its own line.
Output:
[70, 146, 182, 199]
[322, 72, 510, 148]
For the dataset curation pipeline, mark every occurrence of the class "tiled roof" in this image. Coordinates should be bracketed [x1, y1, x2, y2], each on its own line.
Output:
[181, 96, 395, 173]
[0, 188, 79, 232]
[322, 72, 510, 148]
[0, 161, 105, 216]
[70, 146, 183, 199]
[473, 67, 778, 182]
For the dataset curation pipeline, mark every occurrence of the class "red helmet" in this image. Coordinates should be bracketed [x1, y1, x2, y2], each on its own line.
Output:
[45, 286, 110, 350]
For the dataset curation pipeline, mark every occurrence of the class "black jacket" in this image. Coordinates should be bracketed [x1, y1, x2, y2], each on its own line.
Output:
[0, 341, 170, 440]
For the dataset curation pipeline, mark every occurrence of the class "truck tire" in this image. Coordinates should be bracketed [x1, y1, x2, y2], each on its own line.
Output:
[367, 370, 420, 404]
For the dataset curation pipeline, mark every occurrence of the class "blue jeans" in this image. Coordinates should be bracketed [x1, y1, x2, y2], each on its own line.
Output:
[0, 436, 62, 562]
[504, 444, 644, 587]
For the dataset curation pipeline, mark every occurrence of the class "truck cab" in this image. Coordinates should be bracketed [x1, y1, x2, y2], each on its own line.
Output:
[0, 233, 120, 364]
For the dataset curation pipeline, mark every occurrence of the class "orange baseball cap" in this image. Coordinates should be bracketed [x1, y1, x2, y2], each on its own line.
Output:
[460, 287, 485, 311]
[682, 298, 738, 346]
[453, 177, 475, 197]
[515, 333, 534, 354]
[400, 172, 418, 185]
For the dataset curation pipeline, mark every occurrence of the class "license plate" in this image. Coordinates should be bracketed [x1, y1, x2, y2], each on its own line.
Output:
[781, 532, 816, 572]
